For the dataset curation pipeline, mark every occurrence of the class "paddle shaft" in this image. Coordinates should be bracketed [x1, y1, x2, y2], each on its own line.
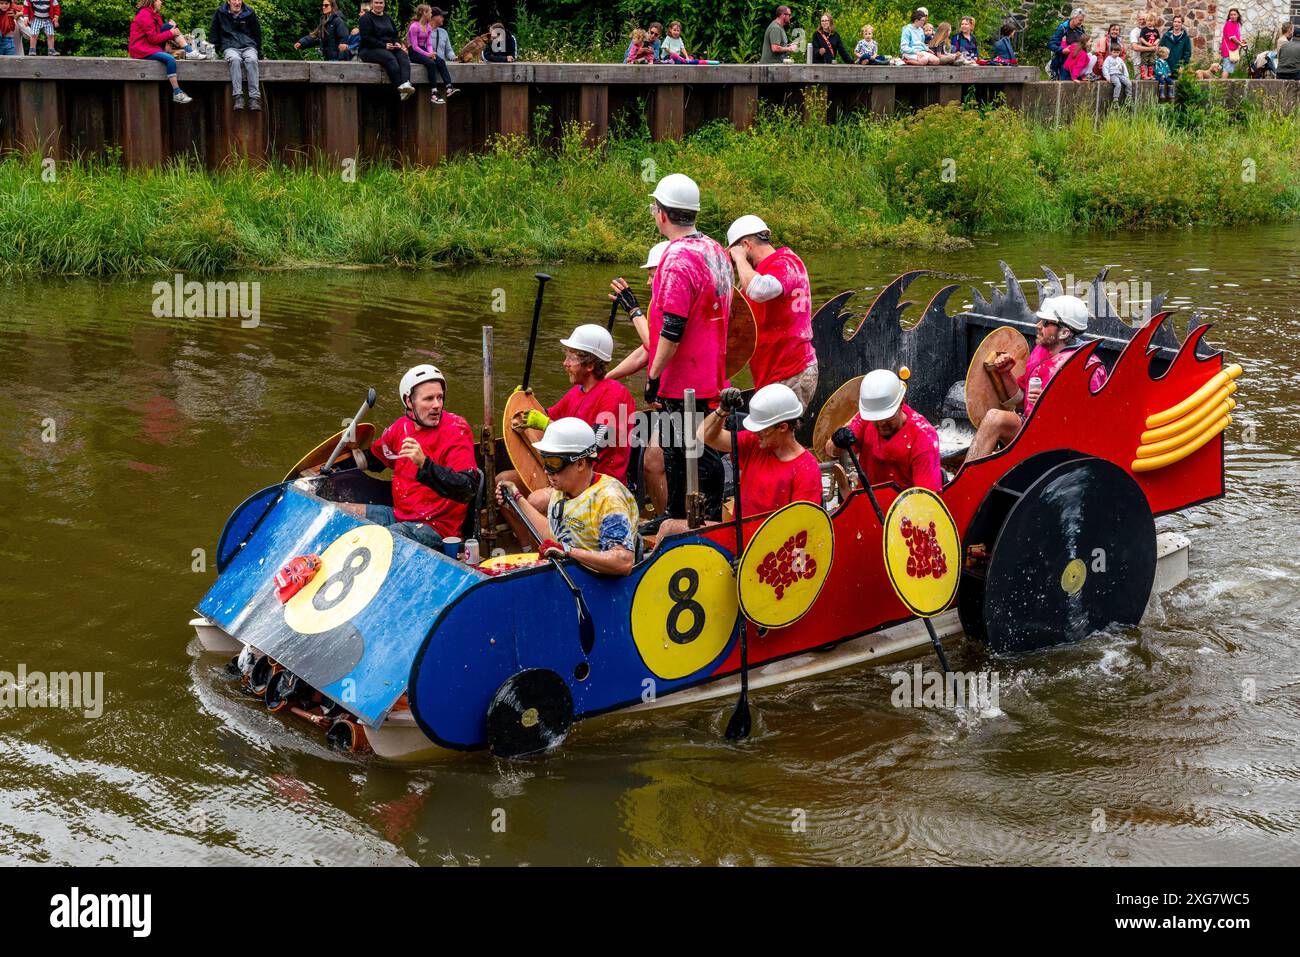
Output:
[520, 273, 552, 391]
[322, 387, 376, 475]
[724, 408, 752, 740]
[843, 444, 953, 674]
[501, 489, 594, 652]
[606, 298, 619, 333]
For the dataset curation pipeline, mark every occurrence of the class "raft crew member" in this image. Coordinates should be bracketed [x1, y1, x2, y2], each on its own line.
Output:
[341, 364, 479, 549]
[643, 172, 734, 527]
[726, 215, 819, 407]
[499, 325, 636, 523]
[656, 384, 822, 541]
[826, 369, 942, 491]
[496, 418, 640, 577]
[967, 294, 1109, 461]
[608, 240, 670, 518]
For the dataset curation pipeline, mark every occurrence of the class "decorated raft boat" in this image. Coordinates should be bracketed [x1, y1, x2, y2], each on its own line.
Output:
[190, 264, 1241, 760]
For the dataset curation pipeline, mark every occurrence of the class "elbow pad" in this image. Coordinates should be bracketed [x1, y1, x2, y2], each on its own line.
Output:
[660, 311, 688, 343]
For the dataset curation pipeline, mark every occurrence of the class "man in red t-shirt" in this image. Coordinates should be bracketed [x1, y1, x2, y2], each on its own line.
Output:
[500, 324, 637, 516]
[644, 173, 733, 526]
[338, 364, 479, 550]
[826, 369, 942, 492]
[968, 295, 1108, 461]
[655, 383, 822, 544]
[727, 215, 818, 406]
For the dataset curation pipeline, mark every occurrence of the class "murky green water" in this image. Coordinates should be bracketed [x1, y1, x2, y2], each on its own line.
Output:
[2, 226, 1297, 865]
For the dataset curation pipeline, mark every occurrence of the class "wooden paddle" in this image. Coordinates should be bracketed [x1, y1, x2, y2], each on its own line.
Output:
[520, 273, 552, 391]
[723, 400, 752, 741]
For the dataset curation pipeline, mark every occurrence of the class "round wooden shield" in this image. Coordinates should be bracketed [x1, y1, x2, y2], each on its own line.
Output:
[882, 488, 961, 619]
[502, 389, 548, 494]
[737, 501, 834, 630]
[965, 326, 1030, 427]
[283, 423, 376, 481]
[726, 295, 758, 380]
[812, 375, 865, 463]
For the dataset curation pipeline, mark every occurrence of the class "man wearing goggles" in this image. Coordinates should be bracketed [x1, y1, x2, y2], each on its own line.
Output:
[496, 418, 640, 577]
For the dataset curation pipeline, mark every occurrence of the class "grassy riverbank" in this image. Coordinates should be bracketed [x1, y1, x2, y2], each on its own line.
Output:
[2, 99, 1297, 278]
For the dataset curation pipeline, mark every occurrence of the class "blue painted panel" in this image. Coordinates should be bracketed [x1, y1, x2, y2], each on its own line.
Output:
[197, 487, 481, 726]
[216, 483, 287, 572]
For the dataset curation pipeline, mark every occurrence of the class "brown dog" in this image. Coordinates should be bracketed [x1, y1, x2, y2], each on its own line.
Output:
[1194, 63, 1223, 79]
[457, 32, 490, 62]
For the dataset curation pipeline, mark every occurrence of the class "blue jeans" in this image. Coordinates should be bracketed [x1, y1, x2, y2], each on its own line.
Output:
[0, 37, 15, 56]
[364, 504, 445, 550]
[145, 51, 178, 76]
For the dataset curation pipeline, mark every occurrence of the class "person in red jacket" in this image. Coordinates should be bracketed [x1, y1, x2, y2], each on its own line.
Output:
[826, 368, 942, 492]
[726, 214, 818, 406]
[338, 365, 480, 550]
[129, 0, 193, 104]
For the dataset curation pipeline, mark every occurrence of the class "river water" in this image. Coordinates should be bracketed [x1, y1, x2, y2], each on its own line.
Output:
[1, 226, 1297, 866]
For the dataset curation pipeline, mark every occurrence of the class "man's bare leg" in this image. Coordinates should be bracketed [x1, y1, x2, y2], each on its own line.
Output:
[967, 409, 1021, 461]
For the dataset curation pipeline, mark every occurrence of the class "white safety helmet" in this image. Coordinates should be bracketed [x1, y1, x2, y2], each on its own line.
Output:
[649, 173, 701, 212]
[742, 383, 804, 432]
[641, 240, 670, 270]
[1036, 294, 1089, 332]
[559, 324, 614, 363]
[399, 364, 445, 410]
[726, 214, 771, 248]
[533, 417, 598, 457]
[858, 369, 906, 422]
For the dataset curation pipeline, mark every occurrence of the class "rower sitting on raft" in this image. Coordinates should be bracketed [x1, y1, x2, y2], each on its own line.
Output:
[825, 368, 942, 491]
[499, 324, 636, 515]
[340, 364, 479, 550]
[655, 383, 822, 541]
[496, 418, 640, 577]
[967, 294, 1108, 461]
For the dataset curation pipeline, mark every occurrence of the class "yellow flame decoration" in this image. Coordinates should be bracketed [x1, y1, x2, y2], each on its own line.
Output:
[1145, 364, 1242, 429]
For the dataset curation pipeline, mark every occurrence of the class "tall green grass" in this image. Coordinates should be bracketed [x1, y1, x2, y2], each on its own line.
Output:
[1, 100, 1296, 278]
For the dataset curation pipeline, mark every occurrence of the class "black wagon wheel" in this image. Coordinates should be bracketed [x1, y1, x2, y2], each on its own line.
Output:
[486, 669, 575, 759]
[969, 457, 1157, 654]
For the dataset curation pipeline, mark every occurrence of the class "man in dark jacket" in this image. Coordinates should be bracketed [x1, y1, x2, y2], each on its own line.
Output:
[211, 0, 263, 110]
[1160, 14, 1192, 78]
[483, 21, 517, 62]
[1049, 9, 1084, 79]
[295, 0, 350, 61]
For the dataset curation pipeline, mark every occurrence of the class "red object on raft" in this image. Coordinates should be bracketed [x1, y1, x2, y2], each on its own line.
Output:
[274, 554, 322, 603]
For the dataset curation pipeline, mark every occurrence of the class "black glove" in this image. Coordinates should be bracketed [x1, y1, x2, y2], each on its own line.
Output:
[719, 387, 745, 415]
[832, 426, 857, 451]
[614, 286, 640, 316]
[644, 377, 660, 405]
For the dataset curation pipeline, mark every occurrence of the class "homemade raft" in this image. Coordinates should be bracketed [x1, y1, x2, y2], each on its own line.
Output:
[191, 263, 1240, 760]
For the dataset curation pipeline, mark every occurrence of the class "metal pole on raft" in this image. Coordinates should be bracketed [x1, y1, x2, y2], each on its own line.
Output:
[724, 403, 752, 741]
[482, 326, 498, 552]
[683, 389, 705, 529]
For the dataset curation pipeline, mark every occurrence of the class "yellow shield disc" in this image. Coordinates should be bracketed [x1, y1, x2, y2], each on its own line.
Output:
[737, 501, 834, 630]
[630, 542, 738, 680]
[284, 523, 394, 635]
[882, 488, 960, 618]
[812, 375, 865, 463]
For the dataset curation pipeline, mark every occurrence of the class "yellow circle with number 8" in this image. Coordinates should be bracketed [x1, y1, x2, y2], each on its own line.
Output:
[630, 542, 737, 680]
[284, 524, 394, 635]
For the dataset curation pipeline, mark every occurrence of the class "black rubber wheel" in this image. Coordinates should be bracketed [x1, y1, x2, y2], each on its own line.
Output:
[973, 457, 1156, 654]
[486, 669, 574, 759]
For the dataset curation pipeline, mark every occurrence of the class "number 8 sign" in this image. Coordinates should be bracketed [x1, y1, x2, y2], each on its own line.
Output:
[630, 542, 737, 680]
[284, 524, 394, 635]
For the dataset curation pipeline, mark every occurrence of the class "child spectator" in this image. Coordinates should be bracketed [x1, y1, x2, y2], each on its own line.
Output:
[992, 21, 1016, 63]
[1063, 39, 1089, 80]
[854, 24, 889, 64]
[660, 20, 692, 62]
[1153, 45, 1173, 99]
[0, 0, 18, 54]
[1064, 20, 1095, 75]
[295, 0, 351, 61]
[928, 21, 960, 63]
[1103, 41, 1132, 103]
[483, 21, 517, 62]
[408, 4, 458, 104]
[22, 0, 56, 55]
[625, 27, 654, 64]
[347, 1, 369, 57]
[1138, 20, 1160, 79]
[129, 0, 192, 103]
[900, 9, 940, 64]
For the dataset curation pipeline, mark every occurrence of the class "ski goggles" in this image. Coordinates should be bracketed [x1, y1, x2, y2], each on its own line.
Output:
[539, 448, 596, 474]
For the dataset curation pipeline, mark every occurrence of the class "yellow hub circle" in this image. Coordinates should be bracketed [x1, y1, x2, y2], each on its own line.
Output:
[1060, 558, 1087, 596]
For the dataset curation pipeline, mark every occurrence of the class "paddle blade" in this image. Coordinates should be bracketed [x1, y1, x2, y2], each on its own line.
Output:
[725, 693, 751, 740]
[576, 594, 595, 656]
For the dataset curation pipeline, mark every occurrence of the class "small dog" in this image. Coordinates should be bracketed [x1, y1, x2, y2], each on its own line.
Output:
[457, 32, 490, 63]
[1194, 63, 1223, 79]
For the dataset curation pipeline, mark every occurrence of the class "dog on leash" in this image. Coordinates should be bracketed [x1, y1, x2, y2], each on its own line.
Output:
[457, 32, 490, 62]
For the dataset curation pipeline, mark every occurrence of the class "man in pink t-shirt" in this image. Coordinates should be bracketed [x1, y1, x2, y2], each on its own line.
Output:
[643, 173, 733, 525]
[968, 295, 1109, 461]
[727, 214, 819, 407]
[826, 369, 942, 492]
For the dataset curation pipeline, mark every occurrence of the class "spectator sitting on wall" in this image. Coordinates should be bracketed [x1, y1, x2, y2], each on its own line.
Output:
[646, 21, 662, 61]
[1048, 9, 1083, 79]
[992, 20, 1017, 63]
[625, 27, 654, 63]
[953, 16, 979, 62]
[1160, 14, 1192, 79]
[210, 0, 264, 111]
[854, 23, 890, 64]
[129, 0, 193, 103]
[347, 1, 369, 57]
[483, 21, 517, 62]
[1277, 24, 1300, 78]
[1063, 17, 1094, 76]
[358, 0, 415, 99]
[811, 12, 852, 63]
[1063, 38, 1090, 80]
[1090, 23, 1122, 77]
[408, 4, 459, 104]
[1104, 40, 1133, 104]
[294, 0, 350, 61]
[760, 5, 799, 63]
[928, 21, 961, 64]
[901, 8, 940, 64]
